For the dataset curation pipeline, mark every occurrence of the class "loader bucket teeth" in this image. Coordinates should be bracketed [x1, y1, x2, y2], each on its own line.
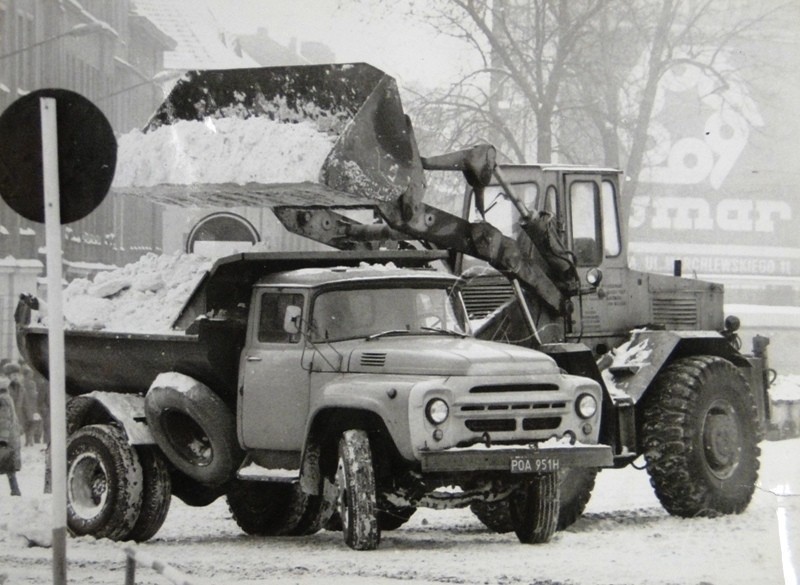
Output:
[146, 63, 424, 204]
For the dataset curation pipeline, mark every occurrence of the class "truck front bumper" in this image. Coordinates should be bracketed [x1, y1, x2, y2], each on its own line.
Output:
[419, 443, 613, 473]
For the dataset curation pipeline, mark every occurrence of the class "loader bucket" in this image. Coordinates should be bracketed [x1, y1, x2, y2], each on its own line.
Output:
[146, 63, 424, 204]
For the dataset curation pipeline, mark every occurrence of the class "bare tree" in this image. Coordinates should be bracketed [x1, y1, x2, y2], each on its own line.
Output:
[402, 0, 789, 200]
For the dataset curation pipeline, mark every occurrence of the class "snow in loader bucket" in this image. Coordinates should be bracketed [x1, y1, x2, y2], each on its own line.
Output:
[111, 63, 424, 209]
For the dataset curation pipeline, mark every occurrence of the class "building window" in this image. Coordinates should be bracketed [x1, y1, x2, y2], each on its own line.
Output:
[186, 212, 260, 257]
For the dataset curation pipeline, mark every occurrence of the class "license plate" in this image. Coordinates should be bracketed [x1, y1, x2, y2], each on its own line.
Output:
[510, 455, 560, 474]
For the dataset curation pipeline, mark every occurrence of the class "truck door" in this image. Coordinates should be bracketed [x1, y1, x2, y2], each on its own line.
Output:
[238, 289, 309, 451]
[564, 174, 639, 353]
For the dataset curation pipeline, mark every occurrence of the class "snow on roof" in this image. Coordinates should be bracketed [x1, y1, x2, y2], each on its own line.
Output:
[132, 0, 258, 70]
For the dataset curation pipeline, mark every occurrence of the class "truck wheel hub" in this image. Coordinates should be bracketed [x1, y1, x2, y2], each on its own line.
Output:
[701, 399, 741, 479]
[68, 453, 108, 517]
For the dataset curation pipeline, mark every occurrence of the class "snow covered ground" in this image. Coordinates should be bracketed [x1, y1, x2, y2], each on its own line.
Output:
[1, 438, 798, 585]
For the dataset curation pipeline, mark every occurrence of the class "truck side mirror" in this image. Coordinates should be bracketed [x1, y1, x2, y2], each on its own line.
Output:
[283, 305, 302, 334]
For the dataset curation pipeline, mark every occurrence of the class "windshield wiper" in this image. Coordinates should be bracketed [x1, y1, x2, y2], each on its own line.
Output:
[420, 326, 468, 338]
[366, 329, 413, 341]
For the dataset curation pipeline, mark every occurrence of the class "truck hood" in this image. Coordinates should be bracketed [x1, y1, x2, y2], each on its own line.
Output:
[342, 336, 558, 377]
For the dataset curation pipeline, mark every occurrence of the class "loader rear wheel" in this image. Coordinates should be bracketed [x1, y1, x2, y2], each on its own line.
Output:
[335, 429, 380, 550]
[66, 424, 143, 541]
[509, 472, 559, 544]
[145, 376, 243, 486]
[557, 467, 598, 530]
[127, 447, 172, 542]
[641, 355, 760, 517]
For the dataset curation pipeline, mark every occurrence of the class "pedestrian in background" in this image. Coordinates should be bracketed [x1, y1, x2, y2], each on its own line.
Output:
[4, 362, 24, 433]
[0, 374, 22, 496]
[20, 366, 41, 445]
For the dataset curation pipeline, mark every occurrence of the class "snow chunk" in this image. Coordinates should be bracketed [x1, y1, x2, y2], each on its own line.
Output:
[41, 252, 212, 333]
[112, 116, 336, 188]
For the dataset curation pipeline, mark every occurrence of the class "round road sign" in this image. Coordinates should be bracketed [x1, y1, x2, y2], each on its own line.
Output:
[0, 88, 116, 224]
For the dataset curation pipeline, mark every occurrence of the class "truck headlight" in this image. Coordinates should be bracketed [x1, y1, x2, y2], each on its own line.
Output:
[576, 394, 598, 419]
[426, 398, 450, 425]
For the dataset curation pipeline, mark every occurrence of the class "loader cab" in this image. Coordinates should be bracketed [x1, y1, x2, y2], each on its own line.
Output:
[464, 164, 646, 353]
[465, 164, 626, 277]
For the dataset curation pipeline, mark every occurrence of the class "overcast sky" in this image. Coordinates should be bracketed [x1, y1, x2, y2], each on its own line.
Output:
[205, 0, 476, 87]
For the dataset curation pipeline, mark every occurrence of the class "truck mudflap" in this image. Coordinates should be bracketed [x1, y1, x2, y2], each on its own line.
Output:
[419, 443, 613, 474]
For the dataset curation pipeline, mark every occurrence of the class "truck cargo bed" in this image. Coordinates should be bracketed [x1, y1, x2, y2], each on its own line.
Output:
[20, 320, 243, 399]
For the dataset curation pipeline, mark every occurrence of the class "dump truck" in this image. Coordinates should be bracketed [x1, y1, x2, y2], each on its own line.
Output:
[17, 250, 611, 549]
[16, 63, 771, 547]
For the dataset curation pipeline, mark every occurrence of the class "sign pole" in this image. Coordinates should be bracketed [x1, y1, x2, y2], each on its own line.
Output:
[40, 96, 68, 585]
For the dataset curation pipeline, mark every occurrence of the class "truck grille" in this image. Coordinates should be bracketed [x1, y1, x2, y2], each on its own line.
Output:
[470, 383, 559, 393]
[460, 398, 566, 434]
[652, 294, 698, 328]
[464, 416, 562, 432]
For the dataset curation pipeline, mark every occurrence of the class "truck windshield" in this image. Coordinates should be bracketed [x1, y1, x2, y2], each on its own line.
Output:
[310, 286, 468, 342]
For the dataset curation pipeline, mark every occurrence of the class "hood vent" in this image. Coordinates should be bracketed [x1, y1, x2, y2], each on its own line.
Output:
[360, 352, 387, 367]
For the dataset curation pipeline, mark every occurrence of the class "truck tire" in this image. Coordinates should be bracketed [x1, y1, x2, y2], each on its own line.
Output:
[169, 467, 225, 507]
[66, 424, 143, 541]
[227, 480, 322, 536]
[336, 429, 380, 550]
[557, 467, 598, 530]
[127, 447, 172, 542]
[508, 472, 559, 544]
[378, 503, 416, 531]
[145, 377, 243, 486]
[470, 499, 514, 533]
[641, 355, 760, 517]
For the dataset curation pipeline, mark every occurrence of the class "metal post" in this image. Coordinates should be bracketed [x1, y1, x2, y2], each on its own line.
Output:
[41, 96, 68, 585]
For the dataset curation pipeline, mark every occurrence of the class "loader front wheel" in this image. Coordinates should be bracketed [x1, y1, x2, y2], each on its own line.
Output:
[66, 424, 143, 541]
[641, 355, 760, 517]
[335, 429, 380, 550]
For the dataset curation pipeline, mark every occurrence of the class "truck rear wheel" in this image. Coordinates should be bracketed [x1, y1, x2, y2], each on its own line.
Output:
[642, 355, 760, 517]
[145, 376, 243, 486]
[66, 424, 143, 541]
[336, 429, 380, 550]
[127, 447, 172, 542]
[508, 472, 559, 544]
[470, 499, 513, 533]
[227, 480, 323, 536]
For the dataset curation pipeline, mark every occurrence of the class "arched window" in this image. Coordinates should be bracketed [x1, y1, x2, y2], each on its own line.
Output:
[186, 212, 260, 257]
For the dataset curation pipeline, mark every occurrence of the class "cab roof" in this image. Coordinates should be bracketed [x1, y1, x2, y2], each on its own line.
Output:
[254, 264, 458, 288]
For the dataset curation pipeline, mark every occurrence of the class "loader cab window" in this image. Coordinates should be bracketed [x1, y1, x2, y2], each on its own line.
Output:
[470, 183, 539, 238]
[569, 181, 602, 266]
[257, 292, 304, 343]
[601, 180, 621, 257]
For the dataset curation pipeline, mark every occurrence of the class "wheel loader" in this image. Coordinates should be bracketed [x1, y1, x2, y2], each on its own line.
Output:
[38, 63, 772, 542]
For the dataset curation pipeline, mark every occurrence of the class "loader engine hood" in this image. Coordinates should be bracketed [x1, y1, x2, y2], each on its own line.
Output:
[343, 337, 558, 377]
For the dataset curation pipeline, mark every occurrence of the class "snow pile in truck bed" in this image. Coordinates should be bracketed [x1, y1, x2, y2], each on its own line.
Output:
[39, 252, 212, 333]
[112, 116, 336, 187]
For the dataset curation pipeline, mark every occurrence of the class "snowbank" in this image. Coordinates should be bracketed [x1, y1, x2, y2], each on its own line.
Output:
[112, 116, 336, 188]
[39, 252, 212, 333]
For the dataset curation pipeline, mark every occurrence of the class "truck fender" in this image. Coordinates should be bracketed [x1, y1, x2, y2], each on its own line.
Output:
[69, 392, 154, 445]
[603, 330, 749, 405]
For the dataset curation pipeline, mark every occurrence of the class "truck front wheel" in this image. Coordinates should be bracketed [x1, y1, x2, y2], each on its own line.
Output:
[508, 472, 559, 544]
[66, 424, 143, 541]
[336, 429, 380, 550]
[642, 355, 760, 517]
